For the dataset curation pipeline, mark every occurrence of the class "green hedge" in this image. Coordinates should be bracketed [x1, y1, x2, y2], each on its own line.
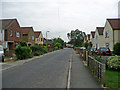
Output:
[30, 45, 48, 56]
[14, 46, 32, 60]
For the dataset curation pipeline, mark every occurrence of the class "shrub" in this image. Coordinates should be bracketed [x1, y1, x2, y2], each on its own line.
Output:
[107, 56, 120, 70]
[14, 46, 32, 60]
[19, 41, 28, 47]
[31, 45, 48, 55]
[113, 42, 120, 55]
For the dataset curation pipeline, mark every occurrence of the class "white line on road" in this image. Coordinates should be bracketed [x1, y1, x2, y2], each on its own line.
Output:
[67, 53, 72, 89]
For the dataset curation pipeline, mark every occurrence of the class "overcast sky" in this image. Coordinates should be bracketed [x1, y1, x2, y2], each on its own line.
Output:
[1, 0, 119, 42]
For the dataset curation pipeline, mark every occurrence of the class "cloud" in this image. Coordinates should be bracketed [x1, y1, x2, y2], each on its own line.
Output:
[1, 0, 119, 42]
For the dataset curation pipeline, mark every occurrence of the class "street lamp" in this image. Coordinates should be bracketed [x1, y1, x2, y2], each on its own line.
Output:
[46, 31, 50, 47]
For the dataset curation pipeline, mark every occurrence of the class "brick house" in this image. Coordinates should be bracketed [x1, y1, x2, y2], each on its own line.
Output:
[34, 31, 43, 45]
[0, 29, 2, 45]
[21, 27, 35, 46]
[0, 19, 22, 56]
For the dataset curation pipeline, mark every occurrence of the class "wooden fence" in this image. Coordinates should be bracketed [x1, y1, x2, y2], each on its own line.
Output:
[88, 55, 106, 86]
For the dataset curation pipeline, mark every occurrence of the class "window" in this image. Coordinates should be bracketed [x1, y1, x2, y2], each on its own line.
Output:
[10, 30, 12, 36]
[96, 35, 98, 40]
[105, 32, 109, 38]
[16, 32, 20, 37]
[41, 38, 43, 41]
[106, 43, 109, 48]
[32, 36, 34, 40]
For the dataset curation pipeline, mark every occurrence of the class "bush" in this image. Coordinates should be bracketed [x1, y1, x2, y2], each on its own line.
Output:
[14, 46, 32, 60]
[107, 56, 120, 70]
[113, 42, 120, 55]
[31, 45, 48, 55]
[19, 41, 28, 47]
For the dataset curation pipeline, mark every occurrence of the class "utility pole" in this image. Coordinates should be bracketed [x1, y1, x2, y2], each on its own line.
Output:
[46, 31, 50, 47]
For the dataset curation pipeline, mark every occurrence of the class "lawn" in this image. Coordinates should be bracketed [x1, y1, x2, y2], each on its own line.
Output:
[105, 69, 120, 88]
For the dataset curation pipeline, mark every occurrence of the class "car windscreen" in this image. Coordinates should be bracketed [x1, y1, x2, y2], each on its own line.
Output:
[100, 48, 106, 51]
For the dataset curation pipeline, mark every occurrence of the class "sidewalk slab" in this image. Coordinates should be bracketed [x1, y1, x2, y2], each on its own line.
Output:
[70, 50, 102, 88]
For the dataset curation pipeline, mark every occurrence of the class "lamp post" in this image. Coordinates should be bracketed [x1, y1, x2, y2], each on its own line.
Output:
[46, 31, 50, 47]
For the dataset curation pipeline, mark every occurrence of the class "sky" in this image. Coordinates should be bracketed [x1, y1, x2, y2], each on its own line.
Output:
[0, 0, 119, 42]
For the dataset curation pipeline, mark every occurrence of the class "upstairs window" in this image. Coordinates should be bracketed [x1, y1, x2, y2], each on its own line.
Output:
[105, 32, 109, 38]
[32, 36, 34, 40]
[10, 30, 13, 36]
[96, 35, 98, 40]
[41, 38, 43, 41]
[16, 32, 20, 37]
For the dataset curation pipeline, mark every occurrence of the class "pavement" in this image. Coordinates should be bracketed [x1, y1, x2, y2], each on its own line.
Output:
[70, 50, 102, 88]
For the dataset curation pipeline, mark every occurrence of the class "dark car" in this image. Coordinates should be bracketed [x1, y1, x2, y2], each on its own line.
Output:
[98, 47, 111, 56]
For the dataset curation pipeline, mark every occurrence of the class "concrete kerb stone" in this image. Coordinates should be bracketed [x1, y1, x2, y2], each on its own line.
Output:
[0, 49, 60, 71]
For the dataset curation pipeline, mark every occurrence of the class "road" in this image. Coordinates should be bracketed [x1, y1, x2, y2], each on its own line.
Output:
[2, 48, 71, 88]
[2, 48, 101, 88]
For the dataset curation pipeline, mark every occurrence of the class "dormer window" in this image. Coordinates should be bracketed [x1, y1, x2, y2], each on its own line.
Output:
[105, 31, 109, 38]
[10, 30, 13, 36]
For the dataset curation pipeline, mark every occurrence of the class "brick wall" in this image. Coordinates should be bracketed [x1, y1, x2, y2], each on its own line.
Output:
[5, 20, 22, 43]
[0, 40, 2, 45]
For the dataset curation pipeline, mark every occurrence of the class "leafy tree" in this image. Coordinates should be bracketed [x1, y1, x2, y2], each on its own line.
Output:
[67, 29, 86, 47]
[113, 42, 120, 55]
[52, 38, 65, 49]
[84, 40, 88, 49]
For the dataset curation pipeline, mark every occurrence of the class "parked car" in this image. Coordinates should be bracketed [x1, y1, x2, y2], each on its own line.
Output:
[0, 45, 4, 62]
[98, 47, 111, 56]
[80, 47, 86, 50]
[90, 48, 96, 52]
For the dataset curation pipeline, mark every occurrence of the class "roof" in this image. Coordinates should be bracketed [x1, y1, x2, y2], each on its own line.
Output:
[96, 27, 104, 35]
[107, 19, 120, 30]
[34, 31, 41, 38]
[21, 27, 33, 34]
[91, 31, 95, 38]
[0, 19, 17, 29]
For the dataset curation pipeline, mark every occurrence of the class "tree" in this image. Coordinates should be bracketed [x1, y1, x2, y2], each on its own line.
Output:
[52, 38, 65, 49]
[67, 29, 86, 47]
[113, 42, 120, 55]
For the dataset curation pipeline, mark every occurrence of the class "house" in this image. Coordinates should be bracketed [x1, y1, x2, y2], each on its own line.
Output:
[84, 34, 90, 43]
[0, 19, 22, 56]
[21, 27, 35, 46]
[34, 31, 43, 45]
[0, 29, 2, 45]
[90, 31, 95, 48]
[94, 27, 104, 49]
[103, 18, 120, 51]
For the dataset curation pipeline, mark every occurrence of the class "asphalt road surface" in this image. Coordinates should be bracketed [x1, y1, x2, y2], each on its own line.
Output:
[2, 48, 71, 88]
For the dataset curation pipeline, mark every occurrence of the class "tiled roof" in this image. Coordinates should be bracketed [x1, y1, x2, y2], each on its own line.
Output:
[107, 19, 120, 30]
[0, 19, 16, 29]
[21, 27, 33, 34]
[91, 31, 95, 38]
[34, 31, 41, 38]
[96, 27, 104, 35]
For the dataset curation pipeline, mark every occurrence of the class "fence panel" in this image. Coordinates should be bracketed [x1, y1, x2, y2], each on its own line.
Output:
[88, 55, 106, 86]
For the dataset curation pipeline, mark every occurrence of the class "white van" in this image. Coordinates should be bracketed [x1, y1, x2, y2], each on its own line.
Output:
[0, 45, 4, 62]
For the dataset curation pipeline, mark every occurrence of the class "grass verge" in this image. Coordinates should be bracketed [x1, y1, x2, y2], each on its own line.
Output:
[105, 69, 120, 88]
